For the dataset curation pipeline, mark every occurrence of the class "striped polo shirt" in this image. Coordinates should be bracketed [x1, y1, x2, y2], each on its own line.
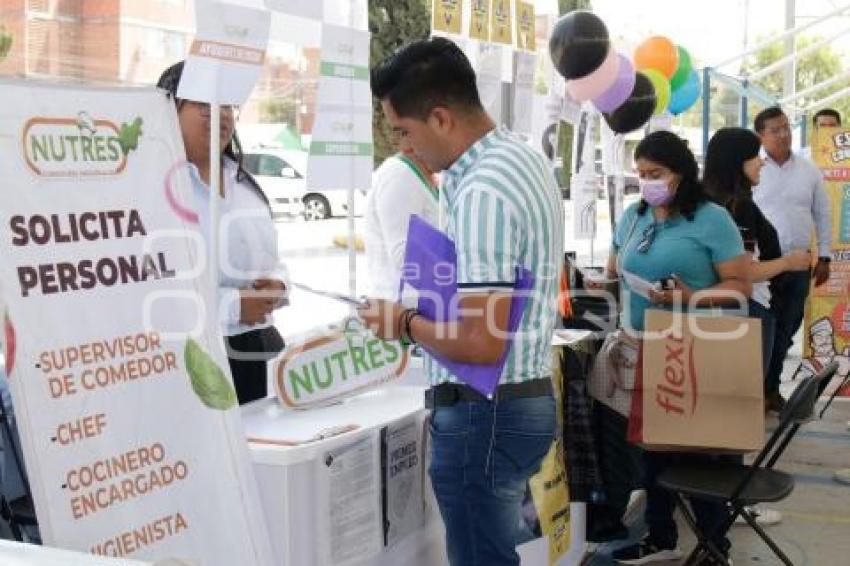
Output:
[426, 126, 565, 386]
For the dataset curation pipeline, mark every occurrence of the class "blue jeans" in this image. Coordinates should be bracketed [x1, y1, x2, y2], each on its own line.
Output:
[766, 271, 811, 395]
[428, 395, 556, 566]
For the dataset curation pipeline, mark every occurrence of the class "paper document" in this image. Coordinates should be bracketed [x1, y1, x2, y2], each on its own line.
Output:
[576, 265, 619, 285]
[290, 281, 368, 308]
[621, 270, 659, 300]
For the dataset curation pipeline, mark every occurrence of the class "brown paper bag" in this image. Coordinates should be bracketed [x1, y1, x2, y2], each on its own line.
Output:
[628, 309, 764, 453]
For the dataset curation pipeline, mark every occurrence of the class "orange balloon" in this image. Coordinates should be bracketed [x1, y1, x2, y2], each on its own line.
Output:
[634, 36, 679, 79]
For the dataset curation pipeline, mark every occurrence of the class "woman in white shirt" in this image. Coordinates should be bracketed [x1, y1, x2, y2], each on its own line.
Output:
[157, 62, 288, 404]
[364, 148, 438, 300]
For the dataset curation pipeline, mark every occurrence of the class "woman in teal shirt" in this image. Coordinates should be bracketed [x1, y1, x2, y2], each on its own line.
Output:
[604, 132, 751, 565]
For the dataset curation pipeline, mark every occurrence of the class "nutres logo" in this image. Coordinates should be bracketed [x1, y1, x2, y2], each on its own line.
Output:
[23, 112, 143, 178]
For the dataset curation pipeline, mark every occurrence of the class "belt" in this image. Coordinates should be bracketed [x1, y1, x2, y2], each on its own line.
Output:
[424, 378, 552, 409]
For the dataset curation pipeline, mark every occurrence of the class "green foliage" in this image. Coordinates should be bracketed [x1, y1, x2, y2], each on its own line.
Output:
[258, 97, 297, 125]
[743, 34, 849, 123]
[369, 0, 431, 165]
[0, 26, 12, 61]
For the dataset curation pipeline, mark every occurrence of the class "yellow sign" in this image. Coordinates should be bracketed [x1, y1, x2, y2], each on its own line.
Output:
[432, 0, 462, 35]
[801, 126, 850, 396]
[491, 0, 513, 45]
[515, 0, 536, 51]
[469, 0, 490, 41]
[528, 441, 571, 564]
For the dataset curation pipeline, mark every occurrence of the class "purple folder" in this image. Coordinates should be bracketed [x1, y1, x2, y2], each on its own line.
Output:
[400, 215, 534, 396]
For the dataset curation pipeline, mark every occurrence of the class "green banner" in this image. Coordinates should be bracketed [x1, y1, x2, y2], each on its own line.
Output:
[319, 61, 369, 81]
[309, 141, 373, 157]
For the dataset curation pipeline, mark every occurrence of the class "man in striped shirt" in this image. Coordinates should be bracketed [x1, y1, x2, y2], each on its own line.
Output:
[360, 37, 564, 565]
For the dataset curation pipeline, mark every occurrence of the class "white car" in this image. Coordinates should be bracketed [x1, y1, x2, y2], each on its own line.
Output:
[242, 148, 366, 220]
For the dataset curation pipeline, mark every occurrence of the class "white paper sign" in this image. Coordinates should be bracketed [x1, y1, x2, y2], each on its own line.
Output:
[307, 23, 373, 191]
[476, 41, 504, 123]
[512, 51, 536, 135]
[381, 416, 425, 548]
[572, 108, 598, 240]
[319, 436, 382, 565]
[177, 0, 271, 105]
[0, 81, 273, 565]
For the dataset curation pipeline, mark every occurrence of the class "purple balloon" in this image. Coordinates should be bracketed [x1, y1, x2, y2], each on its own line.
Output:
[592, 53, 635, 113]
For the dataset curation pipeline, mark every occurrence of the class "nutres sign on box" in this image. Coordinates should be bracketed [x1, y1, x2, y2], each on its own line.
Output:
[273, 318, 409, 410]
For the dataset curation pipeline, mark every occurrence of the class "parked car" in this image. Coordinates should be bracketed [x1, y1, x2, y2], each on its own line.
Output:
[242, 148, 367, 220]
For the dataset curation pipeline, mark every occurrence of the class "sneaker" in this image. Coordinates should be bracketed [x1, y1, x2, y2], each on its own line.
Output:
[835, 468, 850, 485]
[696, 551, 733, 565]
[734, 505, 782, 526]
[611, 540, 683, 564]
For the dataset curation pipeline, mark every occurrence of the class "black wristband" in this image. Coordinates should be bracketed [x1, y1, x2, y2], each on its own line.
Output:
[819, 256, 831, 263]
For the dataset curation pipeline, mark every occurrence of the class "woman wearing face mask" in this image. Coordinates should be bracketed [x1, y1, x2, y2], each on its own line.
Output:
[156, 61, 288, 405]
[604, 131, 751, 565]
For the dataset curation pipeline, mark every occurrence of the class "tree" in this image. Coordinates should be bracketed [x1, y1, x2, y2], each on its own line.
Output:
[744, 34, 849, 125]
[258, 98, 296, 125]
[369, 0, 431, 165]
[0, 26, 12, 62]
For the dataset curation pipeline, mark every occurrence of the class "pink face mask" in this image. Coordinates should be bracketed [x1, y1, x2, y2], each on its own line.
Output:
[640, 178, 673, 207]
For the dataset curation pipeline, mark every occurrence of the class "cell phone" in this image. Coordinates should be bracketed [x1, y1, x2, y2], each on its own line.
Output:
[659, 276, 676, 291]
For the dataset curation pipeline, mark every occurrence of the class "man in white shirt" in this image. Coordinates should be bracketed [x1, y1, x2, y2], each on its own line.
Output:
[753, 106, 832, 412]
[364, 146, 438, 299]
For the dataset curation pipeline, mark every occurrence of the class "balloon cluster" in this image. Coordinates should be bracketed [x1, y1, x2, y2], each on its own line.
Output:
[549, 11, 702, 134]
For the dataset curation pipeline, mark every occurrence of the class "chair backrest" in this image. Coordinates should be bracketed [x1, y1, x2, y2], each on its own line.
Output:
[780, 361, 838, 426]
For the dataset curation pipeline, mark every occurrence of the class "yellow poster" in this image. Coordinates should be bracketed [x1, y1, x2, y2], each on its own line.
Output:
[491, 0, 513, 45]
[801, 126, 850, 396]
[469, 0, 490, 41]
[432, 0, 462, 35]
[528, 441, 571, 565]
[515, 0, 536, 51]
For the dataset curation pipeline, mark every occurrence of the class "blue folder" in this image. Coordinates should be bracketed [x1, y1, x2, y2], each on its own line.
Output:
[400, 215, 534, 396]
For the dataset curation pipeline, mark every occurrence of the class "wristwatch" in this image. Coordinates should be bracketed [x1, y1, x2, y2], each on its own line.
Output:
[818, 256, 831, 263]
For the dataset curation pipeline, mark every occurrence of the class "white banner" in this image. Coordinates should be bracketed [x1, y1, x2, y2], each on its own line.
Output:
[178, 0, 271, 105]
[512, 51, 536, 135]
[307, 23, 373, 191]
[572, 108, 598, 240]
[0, 81, 273, 565]
[264, 0, 323, 20]
[476, 41, 504, 123]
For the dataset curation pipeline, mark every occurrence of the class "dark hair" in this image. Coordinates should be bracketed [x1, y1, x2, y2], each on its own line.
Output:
[370, 37, 483, 120]
[634, 131, 705, 220]
[156, 61, 269, 206]
[703, 127, 761, 212]
[754, 106, 787, 133]
[813, 108, 841, 126]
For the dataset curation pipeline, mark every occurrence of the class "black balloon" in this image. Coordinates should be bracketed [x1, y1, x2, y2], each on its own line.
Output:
[549, 10, 610, 80]
[603, 72, 656, 134]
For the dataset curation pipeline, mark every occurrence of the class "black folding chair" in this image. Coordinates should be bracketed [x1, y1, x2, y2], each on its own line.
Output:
[657, 361, 839, 566]
[0, 400, 38, 542]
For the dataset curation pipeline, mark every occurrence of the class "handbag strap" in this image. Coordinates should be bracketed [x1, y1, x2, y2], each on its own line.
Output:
[616, 211, 642, 277]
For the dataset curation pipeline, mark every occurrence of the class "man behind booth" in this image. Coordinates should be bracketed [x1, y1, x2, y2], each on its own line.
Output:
[359, 37, 564, 565]
[753, 106, 832, 412]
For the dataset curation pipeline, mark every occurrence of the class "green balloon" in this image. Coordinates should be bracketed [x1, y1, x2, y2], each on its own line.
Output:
[643, 68, 671, 115]
[670, 46, 692, 91]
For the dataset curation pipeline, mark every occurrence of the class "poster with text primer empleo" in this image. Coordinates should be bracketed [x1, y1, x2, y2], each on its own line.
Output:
[0, 80, 274, 565]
